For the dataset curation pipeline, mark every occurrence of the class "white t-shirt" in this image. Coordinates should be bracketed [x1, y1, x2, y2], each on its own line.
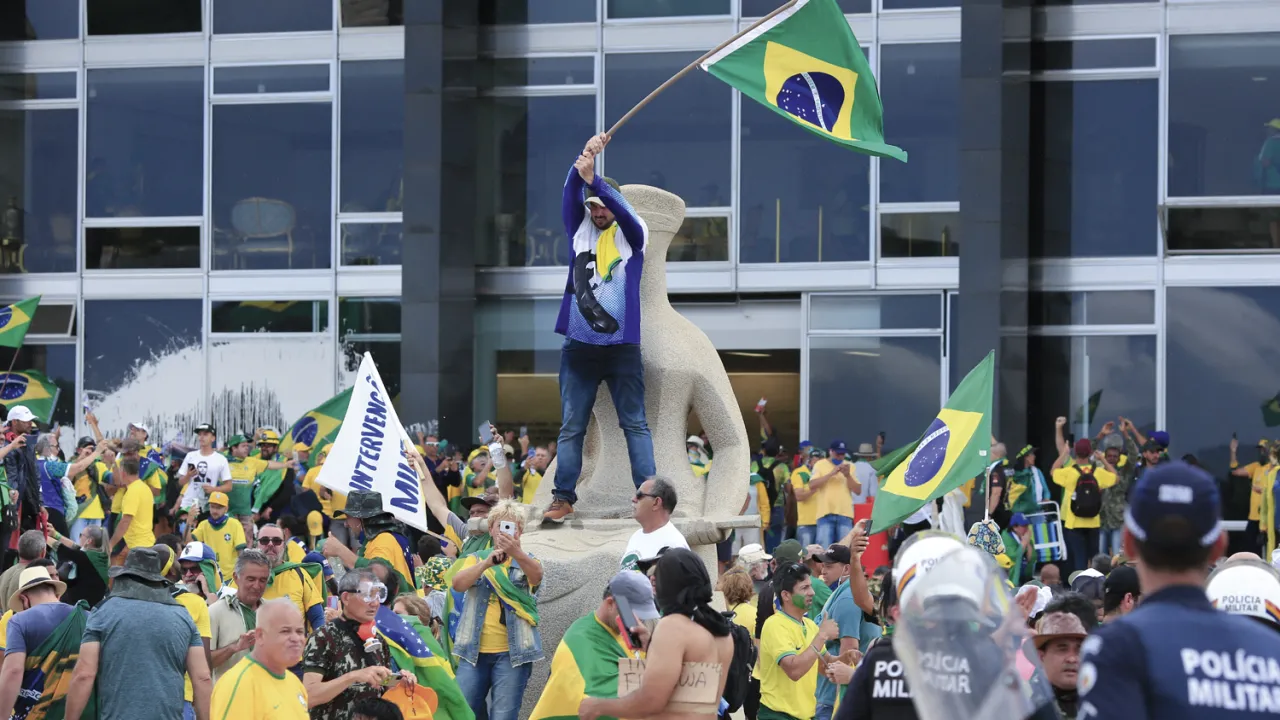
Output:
[178, 450, 233, 510]
[853, 460, 878, 504]
[620, 521, 689, 572]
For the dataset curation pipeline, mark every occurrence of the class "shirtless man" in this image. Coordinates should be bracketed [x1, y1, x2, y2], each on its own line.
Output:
[578, 548, 734, 720]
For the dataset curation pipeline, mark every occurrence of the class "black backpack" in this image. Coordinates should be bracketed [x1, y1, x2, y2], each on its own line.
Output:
[1070, 465, 1103, 519]
[720, 612, 758, 714]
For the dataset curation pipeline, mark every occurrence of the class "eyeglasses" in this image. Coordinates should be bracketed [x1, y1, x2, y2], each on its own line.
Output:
[353, 582, 388, 604]
[258, 537, 285, 546]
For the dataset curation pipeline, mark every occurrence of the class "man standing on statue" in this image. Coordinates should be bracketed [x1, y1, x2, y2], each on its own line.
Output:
[543, 132, 656, 523]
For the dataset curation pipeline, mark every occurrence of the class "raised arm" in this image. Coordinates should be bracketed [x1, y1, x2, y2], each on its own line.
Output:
[562, 161, 588, 238]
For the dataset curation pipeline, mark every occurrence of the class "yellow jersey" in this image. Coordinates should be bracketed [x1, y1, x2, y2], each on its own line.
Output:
[175, 590, 212, 703]
[810, 459, 854, 520]
[790, 467, 819, 527]
[193, 517, 248, 581]
[1050, 464, 1117, 530]
[210, 655, 309, 720]
[121, 479, 156, 549]
[757, 612, 821, 719]
[72, 460, 110, 521]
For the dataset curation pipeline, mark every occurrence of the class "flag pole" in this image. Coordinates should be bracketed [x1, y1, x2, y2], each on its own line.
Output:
[605, 0, 799, 138]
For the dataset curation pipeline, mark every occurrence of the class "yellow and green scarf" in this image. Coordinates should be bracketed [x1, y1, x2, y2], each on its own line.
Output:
[459, 549, 539, 626]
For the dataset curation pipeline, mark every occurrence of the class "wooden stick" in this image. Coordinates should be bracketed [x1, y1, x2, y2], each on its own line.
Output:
[605, 0, 799, 138]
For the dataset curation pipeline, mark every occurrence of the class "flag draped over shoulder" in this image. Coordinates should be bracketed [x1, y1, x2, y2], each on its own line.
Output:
[869, 351, 995, 533]
[699, 0, 906, 162]
[17, 600, 96, 720]
[456, 549, 539, 626]
[0, 296, 39, 348]
[377, 605, 474, 720]
[529, 614, 635, 720]
[282, 387, 353, 450]
[0, 369, 59, 423]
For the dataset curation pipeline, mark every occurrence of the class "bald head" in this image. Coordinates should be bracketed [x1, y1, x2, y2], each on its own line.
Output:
[991, 443, 1007, 460]
[253, 599, 306, 673]
[257, 598, 301, 629]
[1229, 552, 1263, 563]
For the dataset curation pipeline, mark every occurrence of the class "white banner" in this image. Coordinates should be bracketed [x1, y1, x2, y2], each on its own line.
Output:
[315, 352, 429, 532]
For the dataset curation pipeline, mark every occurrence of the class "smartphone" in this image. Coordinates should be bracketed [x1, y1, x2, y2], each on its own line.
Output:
[498, 520, 517, 537]
[755, 397, 768, 412]
[327, 596, 340, 610]
[520, 425, 528, 438]
[479, 422, 493, 444]
[612, 593, 643, 650]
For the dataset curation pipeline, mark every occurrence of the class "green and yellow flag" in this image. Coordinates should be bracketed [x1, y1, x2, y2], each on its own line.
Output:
[529, 614, 635, 720]
[376, 606, 474, 720]
[869, 351, 995, 533]
[281, 387, 352, 450]
[457, 549, 540, 626]
[699, 0, 906, 161]
[0, 369, 59, 423]
[0, 296, 39, 348]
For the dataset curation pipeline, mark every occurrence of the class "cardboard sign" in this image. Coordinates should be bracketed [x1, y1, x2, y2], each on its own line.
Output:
[617, 658, 722, 714]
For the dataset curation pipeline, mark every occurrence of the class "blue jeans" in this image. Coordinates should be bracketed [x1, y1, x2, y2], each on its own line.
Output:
[1099, 528, 1123, 556]
[766, 506, 785, 553]
[817, 515, 854, 548]
[552, 340, 656, 504]
[816, 702, 835, 720]
[796, 525, 816, 547]
[1065, 527, 1099, 575]
[456, 651, 533, 720]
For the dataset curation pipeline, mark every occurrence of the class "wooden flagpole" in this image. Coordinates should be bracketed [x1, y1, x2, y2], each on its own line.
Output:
[605, 0, 799, 138]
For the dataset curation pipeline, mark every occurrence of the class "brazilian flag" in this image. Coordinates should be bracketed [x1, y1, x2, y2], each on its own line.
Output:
[699, 0, 906, 161]
[282, 387, 352, 450]
[376, 605, 474, 720]
[0, 369, 59, 423]
[869, 351, 995, 533]
[1262, 392, 1280, 428]
[529, 614, 634, 720]
[0, 296, 39, 348]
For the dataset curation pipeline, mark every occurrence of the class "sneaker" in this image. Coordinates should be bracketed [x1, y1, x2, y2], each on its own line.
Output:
[542, 499, 575, 524]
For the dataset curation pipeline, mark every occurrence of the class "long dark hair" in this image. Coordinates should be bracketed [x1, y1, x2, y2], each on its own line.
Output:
[654, 548, 733, 637]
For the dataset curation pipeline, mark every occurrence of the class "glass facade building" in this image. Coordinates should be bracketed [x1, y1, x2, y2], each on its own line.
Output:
[1, 0, 1279, 477]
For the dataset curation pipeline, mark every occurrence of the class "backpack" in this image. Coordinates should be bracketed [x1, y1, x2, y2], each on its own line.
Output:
[720, 613, 757, 714]
[1070, 465, 1103, 519]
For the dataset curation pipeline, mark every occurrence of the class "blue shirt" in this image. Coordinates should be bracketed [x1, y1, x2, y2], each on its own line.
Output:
[816, 579, 863, 706]
[37, 458, 67, 513]
[1078, 584, 1280, 719]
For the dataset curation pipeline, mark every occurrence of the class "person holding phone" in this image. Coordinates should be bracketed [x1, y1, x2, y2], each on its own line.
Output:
[451, 499, 544, 720]
[2, 406, 41, 539]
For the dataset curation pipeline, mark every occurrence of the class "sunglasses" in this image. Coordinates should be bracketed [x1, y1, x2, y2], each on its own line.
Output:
[258, 537, 285, 546]
[181, 565, 201, 575]
[634, 491, 657, 501]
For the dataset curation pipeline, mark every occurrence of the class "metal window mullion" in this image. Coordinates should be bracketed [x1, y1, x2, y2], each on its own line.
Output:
[869, 41, 879, 276]
[331, 52, 340, 271]
[209, 91, 332, 105]
[800, 292, 811, 443]
[1031, 69, 1160, 82]
[1164, 196, 1280, 208]
[338, 211, 403, 223]
[1026, 324, 1157, 337]
[83, 216, 204, 228]
[208, 331, 333, 340]
[0, 99, 80, 111]
[483, 85, 596, 98]
[879, 201, 960, 214]
[808, 328, 943, 338]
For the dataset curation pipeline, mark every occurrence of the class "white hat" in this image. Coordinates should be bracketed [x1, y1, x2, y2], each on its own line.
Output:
[1206, 558, 1280, 626]
[738, 543, 771, 564]
[6, 406, 34, 423]
[686, 435, 704, 447]
[892, 530, 967, 605]
[128, 421, 150, 436]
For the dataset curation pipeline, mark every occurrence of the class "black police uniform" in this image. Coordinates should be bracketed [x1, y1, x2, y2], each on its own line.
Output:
[1078, 585, 1280, 719]
[837, 636, 918, 720]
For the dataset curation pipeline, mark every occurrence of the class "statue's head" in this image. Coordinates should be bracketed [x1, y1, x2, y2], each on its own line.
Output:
[619, 184, 685, 262]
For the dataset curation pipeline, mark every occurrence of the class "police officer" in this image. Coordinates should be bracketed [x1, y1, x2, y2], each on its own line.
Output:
[1078, 462, 1280, 719]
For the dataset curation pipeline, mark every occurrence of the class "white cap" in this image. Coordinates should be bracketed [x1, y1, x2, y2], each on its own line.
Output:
[128, 421, 150, 436]
[1206, 559, 1280, 626]
[180, 541, 214, 563]
[5, 406, 34, 423]
[686, 435, 704, 447]
[738, 543, 771, 564]
[892, 531, 966, 605]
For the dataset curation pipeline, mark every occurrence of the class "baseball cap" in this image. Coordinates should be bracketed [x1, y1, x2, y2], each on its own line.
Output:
[583, 177, 621, 207]
[686, 435, 704, 447]
[1151, 430, 1170, 449]
[1015, 445, 1037, 460]
[76, 435, 96, 450]
[1009, 512, 1029, 527]
[634, 546, 672, 574]
[608, 570, 661, 622]
[829, 440, 849, 454]
[820, 544, 851, 565]
[128, 421, 149, 435]
[179, 541, 217, 563]
[1103, 565, 1140, 603]
[194, 423, 215, 435]
[799, 440, 812, 449]
[460, 495, 497, 512]
[1124, 462, 1222, 548]
[738, 543, 771, 564]
[6, 406, 34, 423]
[228, 434, 249, 447]
[1073, 438, 1093, 457]
[1140, 439, 1162, 453]
[207, 491, 229, 507]
[773, 539, 803, 564]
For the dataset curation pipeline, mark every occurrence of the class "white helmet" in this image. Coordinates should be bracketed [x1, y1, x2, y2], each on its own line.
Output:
[892, 530, 967, 606]
[1206, 558, 1280, 627]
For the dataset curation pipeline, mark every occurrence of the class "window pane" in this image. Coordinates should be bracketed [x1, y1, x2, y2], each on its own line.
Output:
[1168, 287, 1280, 482]
[1031, 80, 1158, 257]
[490, 57, 594, 87]
[607, 0, 728, 18]
[340, 297, 400, 336]
[341, 0, 404, 27]
[880, 212, 958, 258]
[87, 0, 202, 35]
[808, 335, 941, 448]
[604, 53, 730, 206]
[0, 345, 75, 425]
[212, 103, 333, 270]
[1169, 34, 1280, 198]
[212, 300, 329, 333]
[880, 43, 959, 203]
[83, 299, 202, 433]
[85, 226, 201, 269]
[87, 67, 204, 218]
[210, 336, 335, 445]
[480, 95, 595, 267]
[0, 73, 76, 101]
[810, 294, 941, 331]
[341, 222, 402, 266]
[0, 0, 79, 40]
[741, 98, 869, 262]
[215, 0, 334, 34]
[1029, 291, 1156, 326]
[340, 61, 404, 212]
[1031, 38, 1156, 72]
[1026, 335, 1157, 470]
[27, 304, 76, 335]
[214, 65, 331, 94]
[883, 0, 957, 10]
[1166, 206, 1280, 253]
[480, 0, 596, 24]
[743, 0, 869, 13]
[667, 217, 728, 262]
[339, 298, 400, 398]
[0, 109, 77, 274]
